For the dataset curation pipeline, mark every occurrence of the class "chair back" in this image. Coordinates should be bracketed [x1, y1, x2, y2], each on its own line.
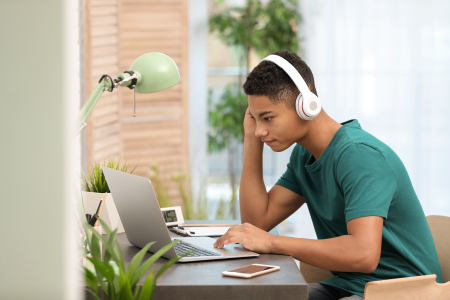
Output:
[426, 215, 450, 283]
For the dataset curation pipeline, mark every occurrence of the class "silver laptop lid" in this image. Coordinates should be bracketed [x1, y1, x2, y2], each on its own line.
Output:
[101, 166, 177, 258]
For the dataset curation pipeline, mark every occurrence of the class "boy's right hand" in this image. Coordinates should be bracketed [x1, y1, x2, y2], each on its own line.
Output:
[243, 107, 258, 137]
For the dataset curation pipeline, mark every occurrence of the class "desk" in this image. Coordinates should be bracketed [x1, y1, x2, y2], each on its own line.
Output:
[110, 220, 308, 300]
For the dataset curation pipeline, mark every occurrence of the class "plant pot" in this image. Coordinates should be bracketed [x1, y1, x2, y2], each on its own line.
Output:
[82, 191, 124, 233]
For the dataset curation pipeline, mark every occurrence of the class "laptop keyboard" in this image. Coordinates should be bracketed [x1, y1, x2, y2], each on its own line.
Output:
[173, 240, 221, 257]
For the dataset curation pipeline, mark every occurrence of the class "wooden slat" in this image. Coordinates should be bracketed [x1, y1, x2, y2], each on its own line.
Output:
[123, 137, 182, 149]
[91, 35, 118, 47]
[91, 65, 119, 78]
[133, 163, 185, 176]
[91, 6, 118, 17]
[93, 133, 120, 151]
[91, 0, 117, 6]
[91, 102, 119, 118]
[121, 92, 183, 104]
[92, 55, 119, 67]
[121, 51, 182, 61]
[121, 99, 182, 109]
[120, 1, 182, 8]
[92, 45, 118, 57]
[91, 26, 119, 37]
[120, 21, 182, 31]
[122, 127, 182, 140]
[93, 123, 121, 140]
[95, 112, 120, 127]
[120, 53, 183, 64]
[120, 30, 182, 40]
[122, 118, 183, 130]
[123, 146, 182, 158]
[91, 16, 117, 27]
[121, 12, 182, 22]
[93, 93, 119, 108]
[94, 146, 121, 162]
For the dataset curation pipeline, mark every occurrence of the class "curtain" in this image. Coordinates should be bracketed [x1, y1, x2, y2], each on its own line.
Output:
[293, 0, 450, 239]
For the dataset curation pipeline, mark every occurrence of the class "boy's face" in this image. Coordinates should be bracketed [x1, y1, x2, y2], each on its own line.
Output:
[248, 95, 308, 152]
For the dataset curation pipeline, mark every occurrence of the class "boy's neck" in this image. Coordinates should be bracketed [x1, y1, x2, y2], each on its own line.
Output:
[297, 111, 342, 161]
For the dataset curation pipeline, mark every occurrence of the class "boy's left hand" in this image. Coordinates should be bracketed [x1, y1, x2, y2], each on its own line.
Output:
[213, 223, 275, 254]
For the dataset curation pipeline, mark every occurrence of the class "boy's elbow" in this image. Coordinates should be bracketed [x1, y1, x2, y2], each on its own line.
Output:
[357, 252, 380, 274]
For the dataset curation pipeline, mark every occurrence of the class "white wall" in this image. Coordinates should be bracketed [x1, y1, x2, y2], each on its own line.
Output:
[0, 1, 81, 299]
[295, 0, 450, 239]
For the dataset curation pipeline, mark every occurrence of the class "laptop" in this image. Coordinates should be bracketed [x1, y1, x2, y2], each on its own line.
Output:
[102, 166, 260, 262]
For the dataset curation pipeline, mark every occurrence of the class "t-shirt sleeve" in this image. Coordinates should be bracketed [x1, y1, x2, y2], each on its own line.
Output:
[276, 146, 303, 196]
[336, 143, 397, 222]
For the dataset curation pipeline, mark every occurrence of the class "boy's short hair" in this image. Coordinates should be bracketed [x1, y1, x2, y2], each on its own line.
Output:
[243, 50, 318, 110]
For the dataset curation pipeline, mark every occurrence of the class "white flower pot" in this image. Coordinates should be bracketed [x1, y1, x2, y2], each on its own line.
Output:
[81, 191, 124, 233]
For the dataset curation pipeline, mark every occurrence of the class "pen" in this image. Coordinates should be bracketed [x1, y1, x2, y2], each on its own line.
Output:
[94, 192, 108, 227]
[88, 214, 98, 226]
[94, 200, 102, 215]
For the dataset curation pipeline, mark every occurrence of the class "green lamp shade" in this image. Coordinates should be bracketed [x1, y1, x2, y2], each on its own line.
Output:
[129, 52, 181, 93]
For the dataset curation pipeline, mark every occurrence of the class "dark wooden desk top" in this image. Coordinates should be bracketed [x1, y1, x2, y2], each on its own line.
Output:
[115, 220, 308, 300]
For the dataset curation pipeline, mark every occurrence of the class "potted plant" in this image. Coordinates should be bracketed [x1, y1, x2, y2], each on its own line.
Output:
[82, 219, 187, 299]
[81, 156, 137, 233]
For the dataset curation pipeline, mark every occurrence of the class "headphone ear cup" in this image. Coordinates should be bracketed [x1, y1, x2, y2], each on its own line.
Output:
[306, 96, 322, 119]
[296, 94, 321, 121]
[296, 94, 312, 120]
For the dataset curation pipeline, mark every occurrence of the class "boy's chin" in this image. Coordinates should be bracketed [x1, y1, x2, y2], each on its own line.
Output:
[269, 142, 292, 152]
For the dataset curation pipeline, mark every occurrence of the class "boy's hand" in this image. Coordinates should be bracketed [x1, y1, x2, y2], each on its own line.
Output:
[243, 107, 258, 137]
[213, 223, 275, 254]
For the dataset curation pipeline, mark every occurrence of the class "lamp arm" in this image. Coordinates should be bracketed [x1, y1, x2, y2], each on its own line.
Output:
[77, 79, 107, 126]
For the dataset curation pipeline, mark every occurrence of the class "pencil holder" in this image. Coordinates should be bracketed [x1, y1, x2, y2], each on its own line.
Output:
[82, 224, 103, 268]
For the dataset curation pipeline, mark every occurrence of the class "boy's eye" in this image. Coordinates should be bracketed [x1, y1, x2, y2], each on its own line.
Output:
[264, 117, 273, 121]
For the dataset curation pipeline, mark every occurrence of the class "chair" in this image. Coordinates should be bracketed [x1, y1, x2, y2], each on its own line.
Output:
[299, 215, 450, 299]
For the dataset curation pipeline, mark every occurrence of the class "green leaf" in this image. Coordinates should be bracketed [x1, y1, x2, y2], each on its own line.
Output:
[87, 257, 111, 292]
[89, 226, 124, 271]
[127, 242, 155, 284]
[154, 251, 184, 281]
[138, 269, 155, 300]
[132, 240, 180, 287]
[117, 266, 134, 300]
[84, 267, 100, 298]
[90, 229, 101, 261]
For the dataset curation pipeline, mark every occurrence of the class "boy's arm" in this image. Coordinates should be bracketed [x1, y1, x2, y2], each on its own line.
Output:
[240, 108, 305, 231]
[214, 216, 384, 273]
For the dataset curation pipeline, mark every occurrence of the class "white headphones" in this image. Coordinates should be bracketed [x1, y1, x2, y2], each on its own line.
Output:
[261, 55, 322, 121]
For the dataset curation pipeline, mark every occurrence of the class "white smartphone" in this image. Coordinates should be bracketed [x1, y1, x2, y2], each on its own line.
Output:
[222, 264, 280, 278]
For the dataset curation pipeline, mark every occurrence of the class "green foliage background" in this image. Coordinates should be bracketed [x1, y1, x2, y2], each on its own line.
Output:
[208, 0, 302, 216]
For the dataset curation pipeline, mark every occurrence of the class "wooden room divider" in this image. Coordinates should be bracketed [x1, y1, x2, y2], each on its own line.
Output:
[83, 0, 189, 206]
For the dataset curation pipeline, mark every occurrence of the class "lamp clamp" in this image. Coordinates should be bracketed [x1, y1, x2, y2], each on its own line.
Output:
[112, 71, 138, 89]
[122, 71, 138, 90]
[98, 75, 114, 92]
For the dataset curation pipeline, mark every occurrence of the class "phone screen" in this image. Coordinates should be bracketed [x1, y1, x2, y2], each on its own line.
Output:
[228, 265, 275, 274]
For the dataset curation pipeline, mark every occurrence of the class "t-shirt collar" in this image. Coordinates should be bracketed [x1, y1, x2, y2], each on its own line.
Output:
[305, 119, 360, 171]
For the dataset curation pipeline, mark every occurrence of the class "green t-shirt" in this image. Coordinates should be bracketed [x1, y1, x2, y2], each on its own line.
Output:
[276, 119, 442, 297]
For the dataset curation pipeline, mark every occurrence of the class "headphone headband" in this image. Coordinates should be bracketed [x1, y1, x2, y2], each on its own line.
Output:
[261, 55, 315, 100]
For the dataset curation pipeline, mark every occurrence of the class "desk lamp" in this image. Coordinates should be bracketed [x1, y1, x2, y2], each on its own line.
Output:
[75, 52, 180, 134]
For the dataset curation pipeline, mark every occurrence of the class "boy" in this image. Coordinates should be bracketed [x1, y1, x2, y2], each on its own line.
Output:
[213, 50, 442, 299]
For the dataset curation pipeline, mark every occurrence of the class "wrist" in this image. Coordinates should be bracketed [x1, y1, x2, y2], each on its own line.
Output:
[270, 235, 295, 256]
[269, 234, 284, 254]
[244, 134, 263, 144]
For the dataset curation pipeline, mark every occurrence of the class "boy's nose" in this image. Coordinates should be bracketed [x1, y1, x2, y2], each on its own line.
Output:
[255, 126, 268, 137]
